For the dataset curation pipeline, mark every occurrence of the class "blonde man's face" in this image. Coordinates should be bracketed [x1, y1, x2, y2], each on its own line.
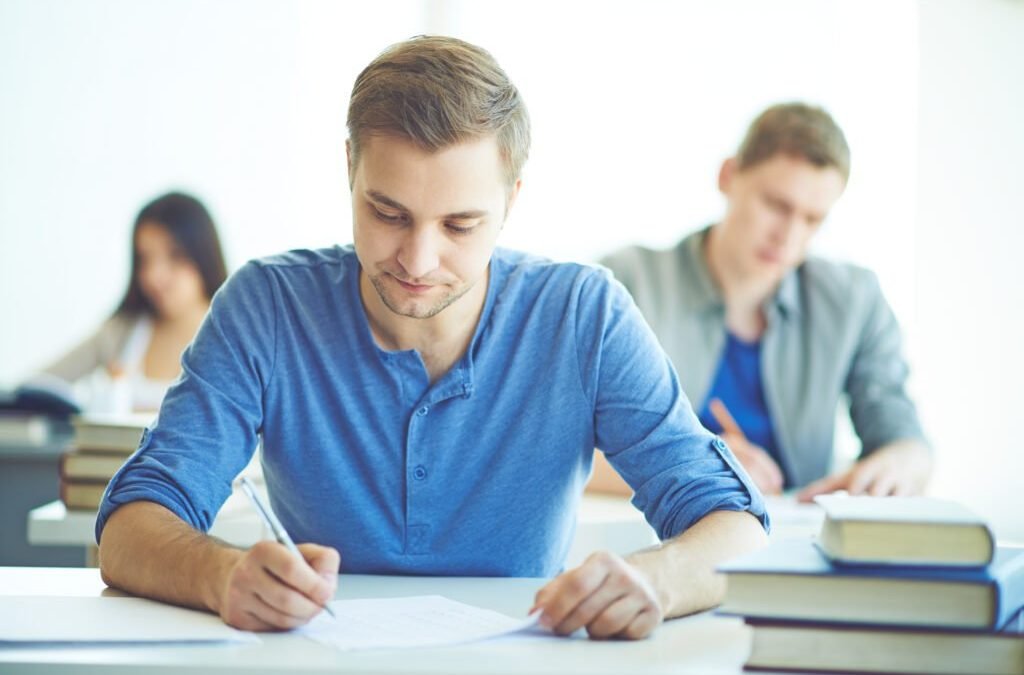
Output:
[717, 154, 846, 283]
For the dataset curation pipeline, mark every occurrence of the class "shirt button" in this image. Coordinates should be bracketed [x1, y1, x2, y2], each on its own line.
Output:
[416, 406, 429, 417]
[412, 465, 428, 481]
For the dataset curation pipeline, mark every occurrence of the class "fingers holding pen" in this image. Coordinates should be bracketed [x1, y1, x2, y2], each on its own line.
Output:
[295, 542, 341, 588]
[218, 541, 339, 631]
[709, 398, 743, 438]
[709, 399, 784, 495]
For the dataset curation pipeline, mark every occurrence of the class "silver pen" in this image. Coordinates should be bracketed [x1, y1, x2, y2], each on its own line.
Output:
[239, 476, 337, 618]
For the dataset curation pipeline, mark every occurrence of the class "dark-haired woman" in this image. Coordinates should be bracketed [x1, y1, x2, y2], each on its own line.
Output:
[40, 192, 227, 413]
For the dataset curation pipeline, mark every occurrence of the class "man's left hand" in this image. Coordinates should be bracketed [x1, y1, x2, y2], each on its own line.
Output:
[531, 551, 662, 640]
[797, 440, 933, 502]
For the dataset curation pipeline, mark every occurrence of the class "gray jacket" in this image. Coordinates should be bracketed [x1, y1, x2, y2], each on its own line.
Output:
[41, 314, 136, 382]
[600, 227, 926, 487]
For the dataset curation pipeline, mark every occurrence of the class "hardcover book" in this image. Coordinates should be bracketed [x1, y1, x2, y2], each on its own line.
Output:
[70, 413, 154, 453]
[745, 611, 1024, 674]
[718, 538, 1024, 630]
[815, 495, 994, 567]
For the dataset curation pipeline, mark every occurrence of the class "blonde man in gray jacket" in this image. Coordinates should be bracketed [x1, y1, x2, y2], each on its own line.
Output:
[592, 103, 931, 501]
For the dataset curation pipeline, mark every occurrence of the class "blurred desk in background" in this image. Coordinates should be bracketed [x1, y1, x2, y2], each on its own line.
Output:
[0, 424, 86, 566]
[29, 492, 663, 569]
[28, 491, 823, 568]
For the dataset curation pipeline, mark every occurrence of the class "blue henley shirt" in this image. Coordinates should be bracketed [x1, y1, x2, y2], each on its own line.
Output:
[96, 246, 768, 577]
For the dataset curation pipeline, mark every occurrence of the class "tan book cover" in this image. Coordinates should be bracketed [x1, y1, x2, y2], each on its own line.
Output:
[70, 413, 154, 453]
[745, 613, 1024, 674]
[59, 450, 128, 482]
[59, 481, 109, 511]
[815, 495, 994, 567]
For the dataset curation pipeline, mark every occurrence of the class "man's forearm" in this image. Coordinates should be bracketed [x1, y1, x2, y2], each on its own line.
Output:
[626, 509, 767, 619]
[99, 501, 242, 613]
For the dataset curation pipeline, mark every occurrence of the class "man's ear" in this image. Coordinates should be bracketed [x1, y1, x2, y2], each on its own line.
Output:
[345, 139, 354, 189]
[718, 157, 737, 195]
[503, 178, 523, 224]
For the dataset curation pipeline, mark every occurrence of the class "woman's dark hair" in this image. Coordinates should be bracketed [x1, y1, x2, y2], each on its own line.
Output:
[115, 192, 228, 317]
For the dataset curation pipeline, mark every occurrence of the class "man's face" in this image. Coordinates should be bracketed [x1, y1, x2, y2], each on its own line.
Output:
[717, 153, 846, 283]
[349, 134, 517, 320]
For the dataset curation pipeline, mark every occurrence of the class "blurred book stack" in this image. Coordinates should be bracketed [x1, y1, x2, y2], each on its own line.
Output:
[0, 378, 80, 448]
[59, 413, 153, 510]
[719, 496, 1024, 675]
[0, 412, 56, 447]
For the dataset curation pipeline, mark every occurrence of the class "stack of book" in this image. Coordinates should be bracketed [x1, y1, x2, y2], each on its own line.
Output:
[719, 496, 1024, 674]
[0, 411, 55, 446]
[0, 378, 80, 447]
[59, 413, 154, 510]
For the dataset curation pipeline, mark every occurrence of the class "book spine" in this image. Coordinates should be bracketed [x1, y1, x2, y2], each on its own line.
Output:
[995, 552, 1024, 628]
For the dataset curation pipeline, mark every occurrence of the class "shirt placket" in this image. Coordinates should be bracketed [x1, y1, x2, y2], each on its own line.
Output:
[402, 365, 473, 555]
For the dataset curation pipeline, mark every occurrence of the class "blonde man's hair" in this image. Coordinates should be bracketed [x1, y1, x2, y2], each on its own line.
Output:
[737, 103, 851, 182]
[347, 36, 530, 191]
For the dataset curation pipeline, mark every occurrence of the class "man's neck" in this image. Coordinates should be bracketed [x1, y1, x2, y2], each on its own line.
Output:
[359, 268, 489, 383]
[704, 227, 778, 341]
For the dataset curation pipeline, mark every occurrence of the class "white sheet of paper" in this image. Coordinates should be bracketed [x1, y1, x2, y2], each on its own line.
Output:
[0, 596, 258, 644]
[299, 595, 546, 650]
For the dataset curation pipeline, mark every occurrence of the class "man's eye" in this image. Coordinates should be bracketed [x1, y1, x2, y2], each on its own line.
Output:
[373, 207, 404, 223]
[765, 196, 788, 214]
[446, 223, 473, 235]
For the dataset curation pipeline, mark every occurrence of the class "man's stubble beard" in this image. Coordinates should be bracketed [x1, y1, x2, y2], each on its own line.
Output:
[368, 271, 474, 320]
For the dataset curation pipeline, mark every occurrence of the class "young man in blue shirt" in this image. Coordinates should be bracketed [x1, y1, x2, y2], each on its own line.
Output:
[97, 36, 768, 640]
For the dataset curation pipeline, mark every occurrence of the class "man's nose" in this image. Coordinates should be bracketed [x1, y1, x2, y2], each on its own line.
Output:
[396, 225, 442, 281]
[769, 212, 801, 244]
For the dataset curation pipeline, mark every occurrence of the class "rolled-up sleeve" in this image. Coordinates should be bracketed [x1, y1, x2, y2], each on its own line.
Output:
[575, 268, 769, 540]
[95, 262, 277, 543]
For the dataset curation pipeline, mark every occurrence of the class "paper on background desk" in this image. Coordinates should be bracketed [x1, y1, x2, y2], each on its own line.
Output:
[299, 595, 548, 650]
[0, 596, 259, 644]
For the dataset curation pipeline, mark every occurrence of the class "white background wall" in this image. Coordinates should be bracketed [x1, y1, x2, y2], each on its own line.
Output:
[1, 1, 1021, 536]
[914, 0, 1024, 540]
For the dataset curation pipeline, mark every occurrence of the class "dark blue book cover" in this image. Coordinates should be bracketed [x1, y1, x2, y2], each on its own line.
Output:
[719, 538, 1024, 629]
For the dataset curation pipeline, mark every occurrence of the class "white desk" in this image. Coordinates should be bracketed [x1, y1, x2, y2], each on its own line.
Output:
[0, 566, 754, 674]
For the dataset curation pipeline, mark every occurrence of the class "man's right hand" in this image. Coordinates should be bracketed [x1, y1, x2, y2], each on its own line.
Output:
[215, 541, 340, 631]
[709, 398, 784, 496]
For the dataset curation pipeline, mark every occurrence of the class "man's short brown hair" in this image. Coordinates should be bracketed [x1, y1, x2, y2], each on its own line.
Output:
[346, 36, 530, 190]
[736, 103, 851, 182]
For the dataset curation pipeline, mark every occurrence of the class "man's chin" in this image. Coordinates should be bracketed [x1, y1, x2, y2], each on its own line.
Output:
[383, 300, 430, 319]
[369, 272, 473, 320]
[742, 264, 788, 288]
[379, 290, 454, 320]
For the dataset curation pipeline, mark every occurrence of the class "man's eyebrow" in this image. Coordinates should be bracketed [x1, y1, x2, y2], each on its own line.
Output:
[365, 190, 408, 212]
[445, 209, 489, 220]
[365, 190, 489, 220]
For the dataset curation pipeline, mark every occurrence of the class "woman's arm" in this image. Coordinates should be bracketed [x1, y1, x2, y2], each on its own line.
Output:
[39, 316, 128, 382]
